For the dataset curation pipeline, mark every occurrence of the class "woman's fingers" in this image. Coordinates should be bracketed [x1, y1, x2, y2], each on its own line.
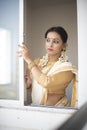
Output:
[21, 43, 28, 50]
[17, 43, 31, 63]
[18, 44, 29, 53]
[24, 75, 29, 82]
[18, 44, 25, 50]
[17, 51, 23, 57]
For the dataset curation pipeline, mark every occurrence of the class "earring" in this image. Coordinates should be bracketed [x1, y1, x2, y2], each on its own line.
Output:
[59, 48, 68, 62]
[61, 48, 66, 58]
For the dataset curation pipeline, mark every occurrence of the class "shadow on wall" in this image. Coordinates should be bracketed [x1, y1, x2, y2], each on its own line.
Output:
[55, 102, 87, 130]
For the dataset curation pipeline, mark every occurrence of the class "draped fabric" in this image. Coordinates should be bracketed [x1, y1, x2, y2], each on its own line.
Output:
[31, 59, 78, 108]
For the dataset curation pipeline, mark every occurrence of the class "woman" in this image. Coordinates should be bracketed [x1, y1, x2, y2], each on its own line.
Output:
[18, 26, 78, 108]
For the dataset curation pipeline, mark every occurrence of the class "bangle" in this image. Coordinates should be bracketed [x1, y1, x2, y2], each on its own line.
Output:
[28, 61, 36, 70]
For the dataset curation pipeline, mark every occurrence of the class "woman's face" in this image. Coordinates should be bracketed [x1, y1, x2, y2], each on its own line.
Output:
[45, 32, 65, 56]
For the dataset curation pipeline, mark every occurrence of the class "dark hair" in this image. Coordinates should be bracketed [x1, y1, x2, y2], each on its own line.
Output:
[45, 26, 68, 43]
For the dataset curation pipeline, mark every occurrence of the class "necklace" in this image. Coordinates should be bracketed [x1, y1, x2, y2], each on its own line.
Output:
[38, 53, 68, 67]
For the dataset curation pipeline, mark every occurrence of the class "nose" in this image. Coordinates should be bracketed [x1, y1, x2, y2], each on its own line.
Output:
[49, 40, 53, 47]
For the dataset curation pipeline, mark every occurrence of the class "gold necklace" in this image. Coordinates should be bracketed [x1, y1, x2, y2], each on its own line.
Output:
[38, 53, 68, 67]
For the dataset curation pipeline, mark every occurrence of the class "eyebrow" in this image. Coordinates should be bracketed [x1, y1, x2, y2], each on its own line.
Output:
[46, 37, 59, 40]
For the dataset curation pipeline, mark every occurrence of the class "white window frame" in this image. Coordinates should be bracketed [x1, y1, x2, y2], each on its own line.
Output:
[0, 0, 87, 109]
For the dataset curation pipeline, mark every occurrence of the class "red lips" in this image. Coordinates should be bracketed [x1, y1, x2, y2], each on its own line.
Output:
[48, 48, 53, 51]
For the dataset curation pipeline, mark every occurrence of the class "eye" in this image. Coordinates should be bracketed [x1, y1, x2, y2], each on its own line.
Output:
[46, 38, 50, 42]
[53, 40, 59, 44]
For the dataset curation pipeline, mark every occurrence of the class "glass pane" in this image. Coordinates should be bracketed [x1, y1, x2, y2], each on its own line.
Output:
[0, 28, 11, 84]
[0, 0, 20, 100]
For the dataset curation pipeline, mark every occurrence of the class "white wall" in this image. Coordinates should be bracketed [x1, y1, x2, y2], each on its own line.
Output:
[0, 106, 76, 130]
[26, 0, 78, 67]
[77, 0, 87, 107]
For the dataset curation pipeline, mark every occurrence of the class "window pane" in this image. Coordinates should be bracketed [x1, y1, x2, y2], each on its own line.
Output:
[0, 28, 11, 84]
[0, 0, 20, 100]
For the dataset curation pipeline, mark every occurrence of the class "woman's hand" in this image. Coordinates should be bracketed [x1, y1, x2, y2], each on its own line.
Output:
[17, 43, 42, 83]
[17, 43, 31, 64]
[24, 74, 32, 89]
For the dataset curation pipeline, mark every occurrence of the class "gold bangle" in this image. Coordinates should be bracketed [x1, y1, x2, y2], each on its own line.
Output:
[28, 61, 36, 70]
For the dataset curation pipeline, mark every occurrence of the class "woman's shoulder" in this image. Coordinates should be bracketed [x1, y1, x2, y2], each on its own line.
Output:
[50, 60, 78, 75]
[59, 61, 77, 68]
[59, 61, 78, 76]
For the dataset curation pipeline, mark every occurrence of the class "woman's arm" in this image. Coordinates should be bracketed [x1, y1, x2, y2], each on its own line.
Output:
[17, 43, 45, 81]
[24, 74, 32, 89]
[17, 43, 74, 89]
[37, 71, 74, 88]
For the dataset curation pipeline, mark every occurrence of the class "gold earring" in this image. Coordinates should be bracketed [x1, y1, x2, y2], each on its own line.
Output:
[59, 48, 68, 62]
[61, 48, 66, 58]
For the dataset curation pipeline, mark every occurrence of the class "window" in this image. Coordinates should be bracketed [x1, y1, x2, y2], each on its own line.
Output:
[0, 0, 78, 108]
[0, 0, 24, 106]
